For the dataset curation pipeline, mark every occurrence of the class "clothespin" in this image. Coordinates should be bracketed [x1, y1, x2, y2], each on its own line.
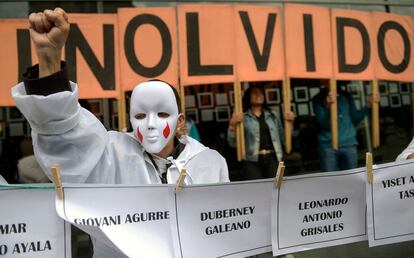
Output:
[51, 165, 63, 199]
[275, 161, 286, 188]
[175, 169, 187, 192]
[366, 152, 373, 184]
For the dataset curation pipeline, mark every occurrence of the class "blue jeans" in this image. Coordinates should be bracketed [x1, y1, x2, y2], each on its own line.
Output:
[319, 145, 358, 172]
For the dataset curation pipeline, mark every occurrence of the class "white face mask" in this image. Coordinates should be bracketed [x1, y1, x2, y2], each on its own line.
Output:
[129, 81, 179, 154]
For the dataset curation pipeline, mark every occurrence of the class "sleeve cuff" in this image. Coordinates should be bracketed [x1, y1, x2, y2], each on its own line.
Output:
[23, 61, 71, 96]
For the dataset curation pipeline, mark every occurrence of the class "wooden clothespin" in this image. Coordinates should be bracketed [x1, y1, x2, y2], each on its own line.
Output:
[275, 161, 286, 188]
[366, 152, 373, 184]
[175, 169, 187, 192]
[51, 165, 63, 199]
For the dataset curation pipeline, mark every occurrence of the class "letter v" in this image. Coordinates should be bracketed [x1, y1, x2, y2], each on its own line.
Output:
[239, 11, 276, 71]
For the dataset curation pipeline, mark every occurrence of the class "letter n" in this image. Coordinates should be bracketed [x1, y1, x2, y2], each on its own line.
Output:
[17, 29, 32, 81]
[65, 23, 115, 90]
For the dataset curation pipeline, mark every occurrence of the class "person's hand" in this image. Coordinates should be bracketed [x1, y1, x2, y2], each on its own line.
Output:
[28, 8, 70, 77]
[229, 112, 244, 131]
[325, 92, 337, 105]
[284, 111, 295, 122]
[367, 93, 380, 108]
[407, 153, 414, 159]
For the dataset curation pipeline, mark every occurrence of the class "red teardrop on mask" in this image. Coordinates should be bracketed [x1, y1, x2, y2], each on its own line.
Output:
[163, 122, 170, 139]
[137, 127, 143, 143]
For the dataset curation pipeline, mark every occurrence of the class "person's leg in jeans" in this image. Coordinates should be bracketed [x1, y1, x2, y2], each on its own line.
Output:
[338, 145, 358, 170]
[243, 161, 263, 180]
[319, 146, 339, 172]
[261, 154, 278, 179]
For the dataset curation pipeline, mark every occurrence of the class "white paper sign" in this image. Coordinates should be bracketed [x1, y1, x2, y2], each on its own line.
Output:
[366, 160, 414, 246]
[272, 169, 367, 256]
[169, 180, 273, 258]
[0, 186, 71, 257]
[55, 184, 174, 257]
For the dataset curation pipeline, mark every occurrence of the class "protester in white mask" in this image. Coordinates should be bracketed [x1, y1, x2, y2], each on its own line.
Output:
[12, 8, 229, 258]
[130, 80, 181, 155]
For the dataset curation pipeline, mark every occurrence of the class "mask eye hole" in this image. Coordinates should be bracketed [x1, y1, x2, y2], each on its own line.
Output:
[158, 112, 170, 118]
[135, 113, 146, 120]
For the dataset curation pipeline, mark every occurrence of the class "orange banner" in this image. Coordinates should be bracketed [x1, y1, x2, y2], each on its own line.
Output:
[0, 19, 36, 106]
[117, 7, 178, 91]
[0, 14, 120, 106]
[2, 5, 414, 107]
[373, 12, 414, 82]
[234, 5, 284, 81]
[331, 9, 376, 80]
[66, 13, 120, 99]
[284, 4, 333, 79]
[178, 4, 236, 86]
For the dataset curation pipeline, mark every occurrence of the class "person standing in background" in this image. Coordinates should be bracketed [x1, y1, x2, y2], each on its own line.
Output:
[312, 82, 379, 172]
[227, 85, 294, 180]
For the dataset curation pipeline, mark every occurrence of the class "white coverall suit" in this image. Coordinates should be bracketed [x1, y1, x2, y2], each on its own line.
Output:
[12, 81, 230, 257]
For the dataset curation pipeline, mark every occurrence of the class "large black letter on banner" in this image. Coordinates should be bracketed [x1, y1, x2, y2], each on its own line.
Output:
[17, 29, 32, 81]
[65, 24, 115, 90]
[239, 11, 276, 71]
[124, 14, 172, 78]
[186, 12, 233, 76]
[303, 14, 316, 72]
[336, 17, 370, 73]
[377, 21, 410, 73]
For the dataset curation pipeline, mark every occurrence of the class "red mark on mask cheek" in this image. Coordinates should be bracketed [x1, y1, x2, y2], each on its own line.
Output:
[137, 127, 143, 143]
[163, 122, 170, 139]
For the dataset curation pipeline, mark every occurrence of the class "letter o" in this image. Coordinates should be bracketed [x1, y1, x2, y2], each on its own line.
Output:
[377, 21, 411, 73]
[124, 14, 172, 77]
[244, 220, 251, 229]
[0, 245, 8, 255]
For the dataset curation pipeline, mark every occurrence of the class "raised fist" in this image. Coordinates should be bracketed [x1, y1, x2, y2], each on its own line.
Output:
[28, 8, 70, 77]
